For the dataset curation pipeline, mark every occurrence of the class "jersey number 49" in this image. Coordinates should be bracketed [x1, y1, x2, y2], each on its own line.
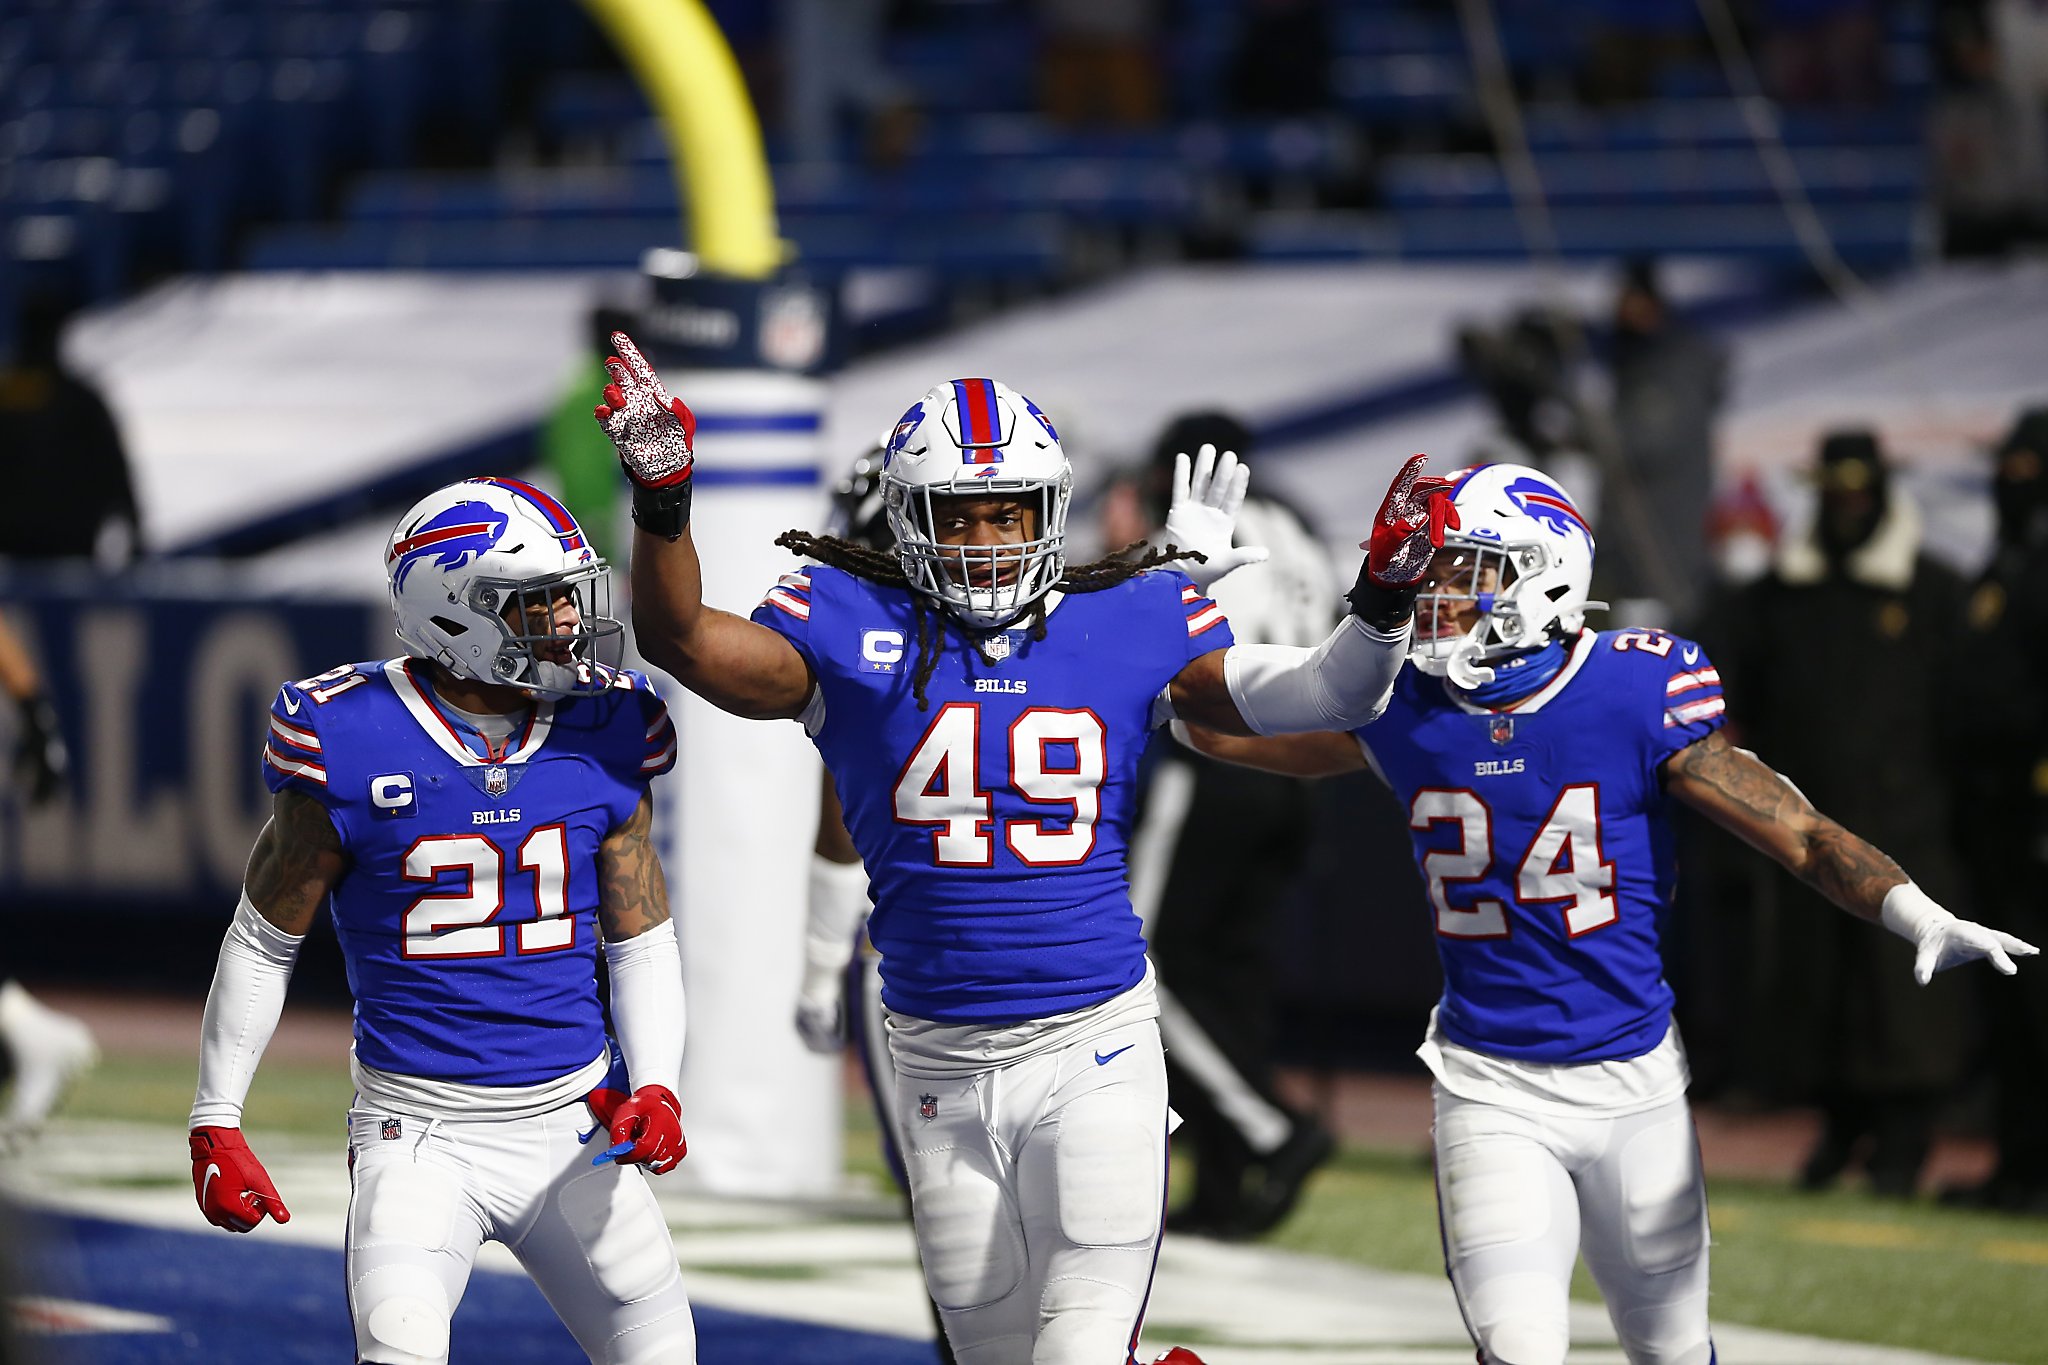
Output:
[894, 703, 1105, 868]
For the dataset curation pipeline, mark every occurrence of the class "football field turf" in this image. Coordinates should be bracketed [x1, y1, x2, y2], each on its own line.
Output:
[24, 1049, 2047, 1363]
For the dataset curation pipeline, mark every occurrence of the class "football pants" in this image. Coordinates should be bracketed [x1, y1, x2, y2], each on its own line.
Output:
[345, 1099, 694, 1364]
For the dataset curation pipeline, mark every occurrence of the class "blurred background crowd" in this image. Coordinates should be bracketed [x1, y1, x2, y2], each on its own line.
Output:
[2, 0, 2047, 1274]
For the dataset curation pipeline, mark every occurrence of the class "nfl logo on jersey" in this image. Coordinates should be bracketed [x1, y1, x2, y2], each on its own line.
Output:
[485, 765, 509, 798]
[1490, 715, 1515, 746]
[380, 1118, 402, 1141]
[919, 1094, 939, 1122]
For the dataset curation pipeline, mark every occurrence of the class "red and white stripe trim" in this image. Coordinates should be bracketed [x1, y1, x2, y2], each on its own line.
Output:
[763, 588, 811, 620]
[641, 736, 677, 772]
[268, 715, 321, 751]
[1665, 668, 1721, 696]
[1186, 603, 1227, 636]
[264, 744, 328, 784]
[1664, 696, 1727, 728]
[1180, 585, 1201, 603]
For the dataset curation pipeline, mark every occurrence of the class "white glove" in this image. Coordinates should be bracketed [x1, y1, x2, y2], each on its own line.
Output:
[1163, 444, 1268, 590]
[796, 855, 869, 1054]
[1880, 882, 2039, 986]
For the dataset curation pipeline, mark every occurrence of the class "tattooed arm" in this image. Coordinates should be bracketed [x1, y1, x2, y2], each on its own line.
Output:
[1661, 729, 1901, 921]
[190, 789, 349, 1223]
[244, 789, 349, 934]
[598, 791, 685, 1095]
[597, 790, 671, 942]
[1663, 729, 2037, 982]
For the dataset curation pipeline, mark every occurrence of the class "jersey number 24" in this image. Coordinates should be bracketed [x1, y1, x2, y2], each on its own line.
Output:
[1410, 786, 1617, 938]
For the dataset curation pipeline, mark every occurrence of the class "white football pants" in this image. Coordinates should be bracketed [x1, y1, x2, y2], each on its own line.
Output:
[344, 1100, 696, 1365]
[1434, 1087, 1714, 1365]
[897, 1020, 1171, 1365]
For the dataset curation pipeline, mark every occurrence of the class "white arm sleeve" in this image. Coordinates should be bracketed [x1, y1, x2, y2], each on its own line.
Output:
[604, 919, 685, 1092]
[189, 894, 303, 1129]
[803, 855, 871, 995]
[1222, 615, 1411, 735]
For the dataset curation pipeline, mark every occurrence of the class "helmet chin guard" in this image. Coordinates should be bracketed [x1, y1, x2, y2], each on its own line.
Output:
[386, 478, 624, 698]
[1409, 464, 1606, 688]
[878, 377, 1072, 630]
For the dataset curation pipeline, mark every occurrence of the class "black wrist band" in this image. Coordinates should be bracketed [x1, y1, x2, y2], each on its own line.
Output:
[631, 479, 692, 541]
[1345, 570, 1419, 633]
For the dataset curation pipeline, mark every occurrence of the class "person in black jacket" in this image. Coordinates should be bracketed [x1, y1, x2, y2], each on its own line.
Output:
[1700, 429, 1971, 1196]
[1105, 412, 1337, 1237]
[0, 294, 142, 565]
[1943, 405, 2048, 1214]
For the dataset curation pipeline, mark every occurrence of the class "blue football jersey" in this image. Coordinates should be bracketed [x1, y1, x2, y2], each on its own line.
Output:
[261, 659, 676, 1085]
[753, 567, 1233, 1024]
[1357, 628, 1726, 1064]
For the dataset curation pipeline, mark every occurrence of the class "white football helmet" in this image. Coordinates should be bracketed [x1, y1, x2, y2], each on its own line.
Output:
[386, 478, 623, 697]
[1412, 463, 1604, 688]
[879, 377, 1072, 629]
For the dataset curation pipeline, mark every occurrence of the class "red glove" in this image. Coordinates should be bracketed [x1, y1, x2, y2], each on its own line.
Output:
[1364, 453, 1461, 588]
[189, 1127, 290, 1232]
[593, 332, 696, 491]
[591, 1084, 686, 1175]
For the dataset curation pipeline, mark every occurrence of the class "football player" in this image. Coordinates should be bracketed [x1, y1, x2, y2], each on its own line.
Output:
[188, 478, 697, 1365]
[1175, 462, 2038, 1365]
[597, 334, 1445, 1365]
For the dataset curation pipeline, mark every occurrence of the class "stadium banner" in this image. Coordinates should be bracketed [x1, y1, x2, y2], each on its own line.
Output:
[0, 574, 387, 911]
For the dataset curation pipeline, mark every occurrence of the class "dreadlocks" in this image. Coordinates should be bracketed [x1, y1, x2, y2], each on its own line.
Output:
[775, 530, 1206, 710]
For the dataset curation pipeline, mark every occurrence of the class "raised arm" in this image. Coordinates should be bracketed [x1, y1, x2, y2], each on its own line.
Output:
[597, 332, 815, 721]
[591, 790, 686, 1175]
[1663, 729, 2037, 983]
[189, 788, 348, 1232]
[1168, 453, 1455, 736]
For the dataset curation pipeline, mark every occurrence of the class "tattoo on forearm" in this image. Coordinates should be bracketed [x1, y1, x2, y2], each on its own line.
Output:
[1800, 819, 1906, 914]
[244, 790, 345, 933]
[1671, 732, 1903, 916]
[600, 796, 672, 939]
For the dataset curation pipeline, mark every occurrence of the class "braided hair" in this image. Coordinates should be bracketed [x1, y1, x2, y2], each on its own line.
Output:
[774, 530, 1204, 710]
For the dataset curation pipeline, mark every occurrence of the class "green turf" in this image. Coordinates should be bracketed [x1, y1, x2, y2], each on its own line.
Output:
[1259, 1145, 2048, 1364]
[57, 1052, 2048, 1361]
[65, 1051, 354, 1140]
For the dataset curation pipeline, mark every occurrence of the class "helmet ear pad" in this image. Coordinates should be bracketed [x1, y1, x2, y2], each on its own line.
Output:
[880, 379, 1074, 630]
[386, 479, 624, 697]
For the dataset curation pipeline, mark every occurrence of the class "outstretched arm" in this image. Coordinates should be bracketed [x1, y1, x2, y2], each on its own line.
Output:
[1167, 453, 1454, 736]
[598, 333, 815, 721]
[1664, 730, 2037, 983]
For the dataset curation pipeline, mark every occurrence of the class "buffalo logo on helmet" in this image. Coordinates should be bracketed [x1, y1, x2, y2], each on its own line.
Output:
[388, 501, 510, 588]
[884, 401, 924, 469]
[1501, 476, 1593, 545]
[919, 1093, 938, 1122]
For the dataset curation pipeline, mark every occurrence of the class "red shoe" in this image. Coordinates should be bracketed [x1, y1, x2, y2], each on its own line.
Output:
[1151, 1351, 1207, 1364]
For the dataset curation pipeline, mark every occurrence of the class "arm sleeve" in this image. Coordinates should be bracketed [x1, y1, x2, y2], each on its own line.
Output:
[189, 895, 304, 1129]
[1222, 616, 1412, 735]
[604, 919, 685, 1093]
[803, 854, 871, 991]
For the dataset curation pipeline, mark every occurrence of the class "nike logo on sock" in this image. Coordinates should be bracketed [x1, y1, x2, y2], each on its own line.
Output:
[1094, 1044, 1134, 1066]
